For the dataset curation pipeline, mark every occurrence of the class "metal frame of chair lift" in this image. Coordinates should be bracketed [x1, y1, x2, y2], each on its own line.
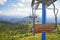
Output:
[30, 0, 58, 33]
[34, 7, 58, 33]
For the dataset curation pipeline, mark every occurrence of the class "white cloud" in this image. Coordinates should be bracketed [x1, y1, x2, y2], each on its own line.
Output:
[46, 9, 55, 18]
[0, 11, 2, 13]
[25, 0, 32, 3]
[20, 0, 25, 3]
[11, 4, 18, 7]
[18, 3, 24, 7]
[20, 0, 32, 3]
[11, 3, 24, 7]
[17, 7, 31, 16]
[0, 7, 59, 18]
[0, 8, 31, 17]
[0, 0, 59, 18]
[0, 0, 7, 5]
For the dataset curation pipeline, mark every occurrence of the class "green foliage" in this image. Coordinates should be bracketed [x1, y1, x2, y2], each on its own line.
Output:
[0, 23, 60, 40]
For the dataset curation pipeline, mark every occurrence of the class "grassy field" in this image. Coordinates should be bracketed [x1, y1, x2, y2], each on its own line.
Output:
[0, 23, 60, 40]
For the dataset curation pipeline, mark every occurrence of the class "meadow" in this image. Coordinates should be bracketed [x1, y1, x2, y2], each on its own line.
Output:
[0, 23, 60, 40]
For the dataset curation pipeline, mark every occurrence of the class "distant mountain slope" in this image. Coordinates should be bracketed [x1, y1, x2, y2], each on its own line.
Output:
[0, 15, 21, 24]
[20, 16, 60, 23]
[0, 15, 60, 24]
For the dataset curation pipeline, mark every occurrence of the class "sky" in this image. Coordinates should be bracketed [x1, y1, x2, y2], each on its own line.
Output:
[0, 0, 60, 18]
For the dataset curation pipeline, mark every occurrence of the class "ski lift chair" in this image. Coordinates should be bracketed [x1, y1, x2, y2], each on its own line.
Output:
[30, 0, 58, 34]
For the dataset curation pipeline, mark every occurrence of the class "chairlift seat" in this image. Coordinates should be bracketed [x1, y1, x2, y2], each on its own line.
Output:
[34, 24, 56, 33]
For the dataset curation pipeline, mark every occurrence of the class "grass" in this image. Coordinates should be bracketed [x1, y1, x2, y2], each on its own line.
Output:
[0, 23, 60, 40]
[20, 24, 60, 40]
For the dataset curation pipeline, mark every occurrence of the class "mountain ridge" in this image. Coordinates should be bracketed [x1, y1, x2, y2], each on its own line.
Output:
[0, 16, 60, 24]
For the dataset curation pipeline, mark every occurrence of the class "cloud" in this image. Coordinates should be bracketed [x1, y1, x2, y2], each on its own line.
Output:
[0, 7, 59, 18]
[20, 0, 32, 3]
[0, 0, 59, 18]
[0, 11, 2, 13]
[0, 0, 7, 5]
[18, 3, 24, 7]
[11, 4, 18, 7]
[0, 8, 31, 17]
[58, 9, 60, 16]
[25, 0, 32, 3]
[11, 3, 24, 8]
[17, 7, 31, 16]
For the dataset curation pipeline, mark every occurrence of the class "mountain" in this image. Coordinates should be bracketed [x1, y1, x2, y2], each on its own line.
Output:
[46, 17, 60, 23]
[0, 15, 60, 24]
[20, 16, 60, 24]
[0, 15, 22, 24]
[19, 16, 42, 23]
[0, 15, 42, 24]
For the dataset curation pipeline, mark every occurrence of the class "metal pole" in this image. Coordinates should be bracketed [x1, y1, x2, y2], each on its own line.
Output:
[33, 17, 35, 36]
[32, 6, 36, 36]
[42, 3, 46, 40]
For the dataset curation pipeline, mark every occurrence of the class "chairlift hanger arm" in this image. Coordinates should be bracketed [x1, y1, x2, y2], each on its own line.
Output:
[31, 0, 41, 7]
[52, 3, 58, 15]
[31, 0, 35, 7]
[31, 1, 40, 10]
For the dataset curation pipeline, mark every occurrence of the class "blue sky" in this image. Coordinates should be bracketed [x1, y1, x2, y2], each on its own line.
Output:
[0, 0, 60, 18]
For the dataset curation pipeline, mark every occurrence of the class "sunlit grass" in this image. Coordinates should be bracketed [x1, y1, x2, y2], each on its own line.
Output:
[20, 24, 60, 40]
[0, 23, 60, 40]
